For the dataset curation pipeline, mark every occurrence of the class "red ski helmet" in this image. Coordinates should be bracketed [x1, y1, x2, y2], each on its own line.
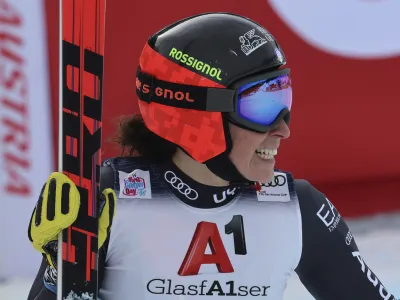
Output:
[136, 13, 292, 181]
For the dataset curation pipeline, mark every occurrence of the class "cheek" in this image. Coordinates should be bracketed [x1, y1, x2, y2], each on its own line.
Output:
[229, 125, 267, 165]
[229, 137, 260, 167]
[231, 139, 255, 157]
[232, 131, 264, 150]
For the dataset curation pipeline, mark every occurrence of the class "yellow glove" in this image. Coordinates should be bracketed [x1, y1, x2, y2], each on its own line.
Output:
[28, 172, 116, 268]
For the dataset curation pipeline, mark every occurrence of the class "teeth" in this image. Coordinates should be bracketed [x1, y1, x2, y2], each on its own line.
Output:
[257, 153, 274, 160]
[255, 148, 278, 160]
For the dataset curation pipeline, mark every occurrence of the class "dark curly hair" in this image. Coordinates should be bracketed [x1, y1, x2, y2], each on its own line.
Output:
[114, 114, 177, 163]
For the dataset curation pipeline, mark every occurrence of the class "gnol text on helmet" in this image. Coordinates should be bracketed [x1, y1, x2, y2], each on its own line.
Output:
[136, 77, 195, 103]
[169, 48, 223, 81]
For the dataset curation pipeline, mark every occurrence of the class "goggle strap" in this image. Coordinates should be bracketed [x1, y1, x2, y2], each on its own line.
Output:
[136, 68, 235, 112]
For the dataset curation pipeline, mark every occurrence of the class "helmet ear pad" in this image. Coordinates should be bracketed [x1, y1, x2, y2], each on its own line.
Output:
[140, 99, 228, 163]
[204, 113, 250, 183]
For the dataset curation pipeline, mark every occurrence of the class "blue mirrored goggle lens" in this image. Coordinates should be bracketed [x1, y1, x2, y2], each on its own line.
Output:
[237, 75, 292, 126]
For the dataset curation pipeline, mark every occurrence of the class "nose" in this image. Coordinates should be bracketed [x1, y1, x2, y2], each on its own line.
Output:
[270, 119, 290, 139]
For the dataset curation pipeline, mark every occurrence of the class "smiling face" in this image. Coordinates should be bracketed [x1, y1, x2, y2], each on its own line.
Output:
[228, 119, 290, 183]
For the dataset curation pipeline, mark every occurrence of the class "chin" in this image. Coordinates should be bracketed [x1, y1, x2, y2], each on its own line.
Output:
[257, 172, 275, 183]
[233, 157, 275, 183]
[244, 169, 275, 183]
[250, 166, 275, 183]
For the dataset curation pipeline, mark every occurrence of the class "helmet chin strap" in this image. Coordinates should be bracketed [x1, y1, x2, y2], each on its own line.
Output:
[204, 116, 258, 188]
[204, 151, 248, 183]
[205, 149, 261, 191]
[204, 152, 259, 190]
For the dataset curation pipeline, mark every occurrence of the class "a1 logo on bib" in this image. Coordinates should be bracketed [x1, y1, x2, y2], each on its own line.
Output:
[118, 169, 152, 199]
[257, 172, 290, 202]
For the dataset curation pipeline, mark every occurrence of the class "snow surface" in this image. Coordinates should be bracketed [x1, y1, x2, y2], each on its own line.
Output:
[1, 213, 399, 300]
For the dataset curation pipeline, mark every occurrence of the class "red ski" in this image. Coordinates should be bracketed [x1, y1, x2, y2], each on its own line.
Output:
[57, 0, 106, 299]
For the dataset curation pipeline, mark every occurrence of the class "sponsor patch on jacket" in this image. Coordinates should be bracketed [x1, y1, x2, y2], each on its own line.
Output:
[257, 172, 290, 202]
[118, 169, 152, 199]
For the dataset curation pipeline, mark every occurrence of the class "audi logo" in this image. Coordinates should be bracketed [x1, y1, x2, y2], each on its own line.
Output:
[164, 171, 199, 200]
[261, 175, 287, 187]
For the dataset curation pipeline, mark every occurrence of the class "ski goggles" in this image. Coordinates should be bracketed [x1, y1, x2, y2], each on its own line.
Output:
[136, 68, 292, 133]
